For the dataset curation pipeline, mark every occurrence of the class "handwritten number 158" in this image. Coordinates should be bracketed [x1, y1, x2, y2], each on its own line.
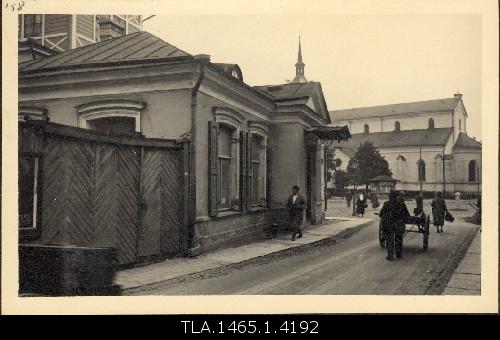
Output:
[5, 1, 25, 11]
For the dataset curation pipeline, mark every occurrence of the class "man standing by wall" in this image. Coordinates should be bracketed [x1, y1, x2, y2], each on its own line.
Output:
[287, 185, 306, 241]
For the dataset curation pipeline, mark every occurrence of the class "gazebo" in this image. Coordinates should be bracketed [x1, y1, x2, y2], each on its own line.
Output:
[368, 175, 398, 199]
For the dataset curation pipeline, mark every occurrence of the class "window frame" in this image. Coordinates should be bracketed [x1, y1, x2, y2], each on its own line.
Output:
[468, 160, 477, 182]
[217, 124, 234, 211]
[77, 100, 145, 135]
[417, 159, 426, 182]
[18, 119, 46, 241]
[211, 108, 243, 214]
[364, 124, 369, 133]
[248, 122, 269, 209]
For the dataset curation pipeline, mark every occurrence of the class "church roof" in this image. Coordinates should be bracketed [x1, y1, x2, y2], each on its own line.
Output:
[336, 127, 453, 149]
[330, 98, 460, 121]
[19, 31, 191, 73]
[454, 132, 482, 149]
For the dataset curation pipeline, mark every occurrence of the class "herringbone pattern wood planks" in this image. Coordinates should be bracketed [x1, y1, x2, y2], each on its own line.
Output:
[115, 147, 140, 264]
[139, 149, 162, 258]
[37, 130, 184, 265]
[160, 150, 182, 255]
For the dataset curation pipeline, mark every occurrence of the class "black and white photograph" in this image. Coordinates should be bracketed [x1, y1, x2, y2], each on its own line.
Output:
[2, 0, 498, 315]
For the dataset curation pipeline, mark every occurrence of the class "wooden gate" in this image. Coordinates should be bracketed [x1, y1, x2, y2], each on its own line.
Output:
[27, 122, 188, 265]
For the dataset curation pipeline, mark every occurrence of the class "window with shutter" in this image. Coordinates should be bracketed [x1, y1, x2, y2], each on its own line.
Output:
[18, 122, 44, 240]
[208, 121, 219, 217]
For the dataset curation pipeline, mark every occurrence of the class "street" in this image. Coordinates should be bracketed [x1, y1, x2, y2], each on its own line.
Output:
[124, 199, 480, 295]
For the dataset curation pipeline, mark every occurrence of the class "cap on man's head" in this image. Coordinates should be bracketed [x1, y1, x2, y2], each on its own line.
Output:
[389, 190, 398, 200]
[292, 185, 300, 191]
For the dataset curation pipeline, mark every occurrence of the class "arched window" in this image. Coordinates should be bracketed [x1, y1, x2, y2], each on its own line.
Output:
[428, 118, 434, 129]
[364, 124, 369, 133]
[468, 160, 477, 182]
[395, 121, 400, 131]
[417, 159, 426, 182]
[77, 100, 144, 135]
[459, 119, 462, 131]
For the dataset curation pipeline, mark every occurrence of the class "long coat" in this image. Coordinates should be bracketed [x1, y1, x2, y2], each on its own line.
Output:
[379, 199, 410, 233]
[286, 194, 306, 228]
[356, 197, 367, 215]
[431, 197, 447, 226]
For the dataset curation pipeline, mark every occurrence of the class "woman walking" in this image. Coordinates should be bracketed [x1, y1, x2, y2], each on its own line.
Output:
[431, 191, 448, 233]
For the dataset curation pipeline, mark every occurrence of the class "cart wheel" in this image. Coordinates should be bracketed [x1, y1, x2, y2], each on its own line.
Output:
[379, 221, 386, 248]
[423, 215, 430, 251]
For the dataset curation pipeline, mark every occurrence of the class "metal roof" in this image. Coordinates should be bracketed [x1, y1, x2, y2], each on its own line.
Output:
[454, 132, 482, 149]
[254, 82, 320, 100]
[336, 128, 453, 149]
[330, 98, 460, 121]
[19, 31, 191, 72]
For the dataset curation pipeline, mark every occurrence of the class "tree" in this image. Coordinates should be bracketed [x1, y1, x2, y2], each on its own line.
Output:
[346, 141, 392, 190]
[334, 170, 350, 189]
[325, 147, 337, 182]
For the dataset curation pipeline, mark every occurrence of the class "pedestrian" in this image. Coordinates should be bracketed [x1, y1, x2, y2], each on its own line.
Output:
[397, 190, 406, 204]
[370, 192, 379, 208]
[356, 192, 367, 217]
[286, 185, 306, 241]
[413, 193, 424, 216]
[345, 190, 352, 208]
[431, 191, 448, 233]
[379, 190, 410, 261]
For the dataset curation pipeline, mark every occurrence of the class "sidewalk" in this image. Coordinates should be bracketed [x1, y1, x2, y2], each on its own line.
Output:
[442, 228, 481, 295]
[115, 216, 374, 291]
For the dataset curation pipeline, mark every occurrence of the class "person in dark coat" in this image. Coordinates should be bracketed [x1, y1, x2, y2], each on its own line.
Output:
[370, 192, 379, 208]
[287, 185, 306, 241]
[356, 192, 367, 217]
[413, 193, 424, 216]
[379, 190, 410, 261]
[345, 190, 353, 208]
[431, 191, 448, 233]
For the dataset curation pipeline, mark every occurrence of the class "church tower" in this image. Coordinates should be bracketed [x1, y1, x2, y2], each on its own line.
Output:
[292, 36, 307, 83]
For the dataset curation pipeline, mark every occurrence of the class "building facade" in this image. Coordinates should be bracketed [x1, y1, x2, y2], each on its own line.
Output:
[329, 94, 481, 196]
[18, 14, 142, 62]
[18, 32, 349, 264]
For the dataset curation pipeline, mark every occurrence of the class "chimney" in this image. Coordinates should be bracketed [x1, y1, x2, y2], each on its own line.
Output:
[454, 92, 463, 100]
[194, 54, 211, 62]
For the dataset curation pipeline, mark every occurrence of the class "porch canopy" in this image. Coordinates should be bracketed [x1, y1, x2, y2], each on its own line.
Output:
[306, 125, 351, 142]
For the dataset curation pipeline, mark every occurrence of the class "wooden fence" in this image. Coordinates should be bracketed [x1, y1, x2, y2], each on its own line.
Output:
[20, 122, 190, 265]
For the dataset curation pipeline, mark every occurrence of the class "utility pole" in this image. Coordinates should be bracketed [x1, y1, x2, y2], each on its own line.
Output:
[442, 146, 446, 194]
[419, 146, 423, 193]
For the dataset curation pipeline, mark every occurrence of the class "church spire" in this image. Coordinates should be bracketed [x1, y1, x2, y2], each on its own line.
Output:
[292, 36, 307, 83]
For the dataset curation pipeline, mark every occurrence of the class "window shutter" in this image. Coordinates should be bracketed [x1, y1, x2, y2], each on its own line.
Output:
[266, 141, 271, 208]
[246, 130, 253, 211]
[208, 121, 219, 217]
[239, 130, 246, 212]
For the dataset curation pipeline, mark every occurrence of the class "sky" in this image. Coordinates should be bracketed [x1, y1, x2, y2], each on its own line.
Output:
[143, 14, 482, 140]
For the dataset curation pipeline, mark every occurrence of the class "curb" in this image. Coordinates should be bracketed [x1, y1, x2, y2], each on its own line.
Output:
[122, 219, 374, 294]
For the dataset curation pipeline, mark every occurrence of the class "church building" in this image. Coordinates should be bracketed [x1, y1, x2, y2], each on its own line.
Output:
[329, 94, 482, 196]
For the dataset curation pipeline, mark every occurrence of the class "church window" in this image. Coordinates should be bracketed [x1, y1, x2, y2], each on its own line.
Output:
[428, 118, 434, 129]
[364, 124, 369, 133]
[459, 119, 462, 131]
[417, 159, 426, 182]
[395, 121, 400, 131]
[468, 160, 477, 182]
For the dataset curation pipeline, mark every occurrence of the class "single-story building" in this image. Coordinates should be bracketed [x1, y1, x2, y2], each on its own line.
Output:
[18, 31, 350, 265]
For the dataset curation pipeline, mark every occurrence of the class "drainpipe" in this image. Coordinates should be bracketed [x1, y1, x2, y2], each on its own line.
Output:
[188, 59, 206, 248]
